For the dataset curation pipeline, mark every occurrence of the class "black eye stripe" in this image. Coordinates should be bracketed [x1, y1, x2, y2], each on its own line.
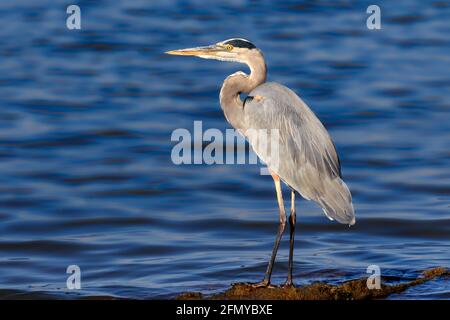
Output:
[223, 39, 256, 49]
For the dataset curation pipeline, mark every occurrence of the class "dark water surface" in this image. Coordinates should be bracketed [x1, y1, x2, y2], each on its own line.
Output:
[0, 1, 449, 299]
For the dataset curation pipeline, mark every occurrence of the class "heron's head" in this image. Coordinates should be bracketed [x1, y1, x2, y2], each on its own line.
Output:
[165, 38, 260, 64]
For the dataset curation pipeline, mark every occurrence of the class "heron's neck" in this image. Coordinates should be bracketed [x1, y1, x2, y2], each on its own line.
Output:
[219, 52, 266, 130]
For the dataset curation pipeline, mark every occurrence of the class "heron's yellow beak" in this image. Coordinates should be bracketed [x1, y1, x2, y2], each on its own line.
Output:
[165, 45, 221, 57]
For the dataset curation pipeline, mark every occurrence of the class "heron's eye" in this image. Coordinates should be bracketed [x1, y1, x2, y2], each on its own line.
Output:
[225, 44, 234, 51]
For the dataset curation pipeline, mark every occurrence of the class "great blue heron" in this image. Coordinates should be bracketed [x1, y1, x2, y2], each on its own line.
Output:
[166, 38, 355, 287]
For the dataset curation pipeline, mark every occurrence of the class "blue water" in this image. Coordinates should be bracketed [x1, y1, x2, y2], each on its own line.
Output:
[0, 0, 449, 299]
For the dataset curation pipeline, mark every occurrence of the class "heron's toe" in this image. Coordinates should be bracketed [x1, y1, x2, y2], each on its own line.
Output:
[282, 280, 295, 289]
[248, 279, 271, 288]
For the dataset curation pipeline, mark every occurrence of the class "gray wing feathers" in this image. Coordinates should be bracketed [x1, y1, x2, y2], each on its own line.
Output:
[244, 82, 355, 225]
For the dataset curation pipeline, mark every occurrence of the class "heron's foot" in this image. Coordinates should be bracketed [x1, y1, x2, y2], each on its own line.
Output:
[248, 279, 273, 288]
[282, 280, 295, 288]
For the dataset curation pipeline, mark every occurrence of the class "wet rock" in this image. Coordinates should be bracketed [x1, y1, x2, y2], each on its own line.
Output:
[176, 267, 449, 300]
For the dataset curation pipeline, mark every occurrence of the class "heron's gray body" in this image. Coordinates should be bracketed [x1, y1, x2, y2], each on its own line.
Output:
[243, 82, 355, 225]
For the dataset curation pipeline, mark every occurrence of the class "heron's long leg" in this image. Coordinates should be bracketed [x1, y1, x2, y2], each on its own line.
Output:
[284, 189, 296, 287]
[253, 173, 286, 287]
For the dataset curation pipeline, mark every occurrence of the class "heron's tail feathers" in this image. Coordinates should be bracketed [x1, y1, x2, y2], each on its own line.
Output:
[317, 178, 355, 226]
